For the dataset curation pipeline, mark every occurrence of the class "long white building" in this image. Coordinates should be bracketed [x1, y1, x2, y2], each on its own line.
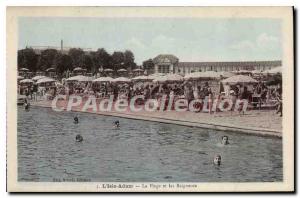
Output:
[152, 54, 281, 74]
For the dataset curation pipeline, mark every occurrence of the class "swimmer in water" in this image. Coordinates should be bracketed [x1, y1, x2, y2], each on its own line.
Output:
[221, 136, 229, 145]
[114, 120, 120, 128]
[75, 134, 83, 142]
[74, 116, 79, 124]
[213, 155, 221, 166]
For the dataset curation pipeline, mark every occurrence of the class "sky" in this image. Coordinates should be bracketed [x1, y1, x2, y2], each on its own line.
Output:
[18, 17, 282, 65]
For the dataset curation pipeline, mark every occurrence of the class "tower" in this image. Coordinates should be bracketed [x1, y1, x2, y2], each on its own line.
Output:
[60, 39, 63, 52]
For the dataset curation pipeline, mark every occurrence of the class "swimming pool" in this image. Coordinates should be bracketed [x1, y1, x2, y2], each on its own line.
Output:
[17, 106, 282, 182]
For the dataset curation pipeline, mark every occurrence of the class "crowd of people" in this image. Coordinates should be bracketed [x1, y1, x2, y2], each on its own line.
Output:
[18, 77, 283, 116]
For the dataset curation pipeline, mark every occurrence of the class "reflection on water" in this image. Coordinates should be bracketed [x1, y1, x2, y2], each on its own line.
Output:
[18, 106, 282, 182]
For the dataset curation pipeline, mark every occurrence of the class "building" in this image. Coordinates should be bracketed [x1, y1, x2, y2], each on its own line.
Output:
[152, 54, 281, 75]
[153, 54, 179, 74]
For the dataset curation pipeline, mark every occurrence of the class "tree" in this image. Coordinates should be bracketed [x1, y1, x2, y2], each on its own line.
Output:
[54, 53, 73, 77]
[124, 50, 136, 70]
[142, 59, 154, 71]
[37, 49, 59, 71]
[17, 48, 38, 72]
[92, 48, 112, 71]
[83, 54, 94, 73]
[111, 51, 125, 70]
[68, 48, 85, 68]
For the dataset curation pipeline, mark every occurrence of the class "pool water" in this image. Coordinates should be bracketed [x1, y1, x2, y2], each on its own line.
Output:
[17, 106, 282, 182]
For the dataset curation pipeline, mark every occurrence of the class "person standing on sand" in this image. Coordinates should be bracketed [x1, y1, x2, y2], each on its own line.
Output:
[207, 88, 213, 114]
[229, 90, 236, 115]
[275, 87, 282, 117]
[238, 86, 249, 115]
[32, 83, 38, 101]
[24, 99, 30, 111]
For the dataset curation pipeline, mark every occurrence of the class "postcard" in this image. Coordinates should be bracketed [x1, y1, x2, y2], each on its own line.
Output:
[7, 6, 294, 192]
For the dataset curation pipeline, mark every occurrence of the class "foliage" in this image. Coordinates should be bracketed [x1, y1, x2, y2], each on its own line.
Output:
[37, 49, 59, 71]
[17, 48, 38, 72]
[92, 48, 112, 71]
[54, 53, 73, 77]
[68, 48, 85, 68]
[17, 47, 138, 75]
[142, 59, 154, 71]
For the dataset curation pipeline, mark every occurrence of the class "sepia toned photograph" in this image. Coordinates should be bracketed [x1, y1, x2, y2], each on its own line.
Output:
[6, 6, 294, 192]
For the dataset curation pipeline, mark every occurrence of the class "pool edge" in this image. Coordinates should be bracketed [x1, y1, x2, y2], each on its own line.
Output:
[31, 104, 282, 138]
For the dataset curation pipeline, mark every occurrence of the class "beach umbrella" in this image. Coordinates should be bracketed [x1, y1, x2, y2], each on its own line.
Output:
[46, 67, 55, 72]
[66, 75, 82, 81]
[73, 67, 86, 72]
[36, 77, 56, 84]
[17, 76, 24, 80]
[153, 73, 183, 83]
[104, 68, 113, 72]
[66, 75, 93, 82]
[93, 77, 114, 82]
[222, 75, 258, 84]
[262, 67, 282, 74]
[111, 77, 131, 83]
[32, 75, 46, 81]
[132, 75, 152, 81]
[78, 76, 93, 82]
[148, 73, 165, 79]
[251, 70, 263, 74]
[117, 69, 127, 72]
[20, 79, 34, 84]
[133, 68, 144, 72]
[218, 71, 235, 78]
[152, 76, 167, 83]
[165, 73, 184, 82]
[19, 68, 29, 72]
[184, 71, 220, 80]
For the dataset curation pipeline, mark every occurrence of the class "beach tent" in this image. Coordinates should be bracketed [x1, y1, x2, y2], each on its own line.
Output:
[32, 75, 46, 81]
[262, 67, 282, 74]
[36, 77, 56, 84]
[111, 77, 131, 83]
[93, 77, 114, 82]
[20, 79, 34, 84]
[222, 75, 258, 84]
[117, 69, 127, 72]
